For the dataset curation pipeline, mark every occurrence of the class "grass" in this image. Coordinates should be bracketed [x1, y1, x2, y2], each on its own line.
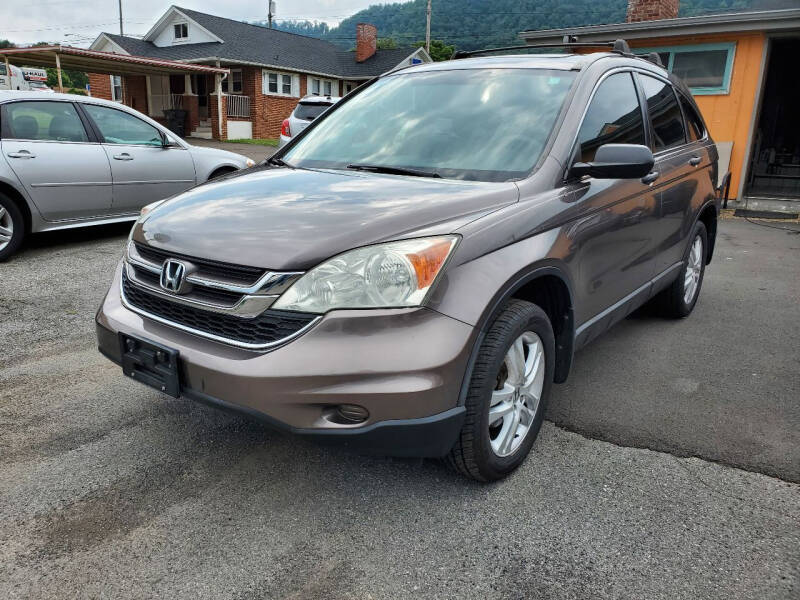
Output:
[224, 138, 279, 147]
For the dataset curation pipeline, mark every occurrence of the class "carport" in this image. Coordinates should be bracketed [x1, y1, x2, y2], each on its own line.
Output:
[0, 45, 229, 136]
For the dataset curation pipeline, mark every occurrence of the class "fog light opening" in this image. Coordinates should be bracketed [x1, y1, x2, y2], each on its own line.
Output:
[334, 404, 369, 424]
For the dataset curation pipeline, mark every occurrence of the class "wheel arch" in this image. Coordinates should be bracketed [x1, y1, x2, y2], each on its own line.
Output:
[696, 201, 718, 264]
[457, 265, 575, 408]
[208, 165, 238, 181]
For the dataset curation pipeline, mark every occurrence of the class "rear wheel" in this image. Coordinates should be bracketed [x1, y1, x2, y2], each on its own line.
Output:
[655, 221, 707, 318]
[0, 193, 25, 262]
[446, 299, 554, 482]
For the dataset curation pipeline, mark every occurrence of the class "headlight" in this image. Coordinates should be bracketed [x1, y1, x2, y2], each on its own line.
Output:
[245, 158, 256, 168]
[272, 236, 459, 313]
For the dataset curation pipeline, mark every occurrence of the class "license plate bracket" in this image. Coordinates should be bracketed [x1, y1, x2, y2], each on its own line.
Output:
[119, 333, 181, 398]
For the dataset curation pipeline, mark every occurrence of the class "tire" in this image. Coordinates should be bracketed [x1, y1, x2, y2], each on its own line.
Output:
[0, 193, 25, 262]
[446, 299, 555, 482]
[655, 221, 708, 318]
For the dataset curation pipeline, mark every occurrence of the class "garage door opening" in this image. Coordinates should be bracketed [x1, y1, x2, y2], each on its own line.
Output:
[744, 38, 800, 202]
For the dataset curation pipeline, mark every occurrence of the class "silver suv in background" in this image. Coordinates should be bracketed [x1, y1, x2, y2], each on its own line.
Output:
[0, 90, 255, 260]
[278, 95, 341, 148]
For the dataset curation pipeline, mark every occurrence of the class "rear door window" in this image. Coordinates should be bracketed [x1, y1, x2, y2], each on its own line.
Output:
[679, 95, 705, 142]
[639, 75, 686, 152]
[576, 72, 646, 163]
[2, 101, 88, 142]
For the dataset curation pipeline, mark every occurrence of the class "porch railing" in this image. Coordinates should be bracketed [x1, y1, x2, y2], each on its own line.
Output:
[149, 93, 184, 117]
[227, 94, 250, 118]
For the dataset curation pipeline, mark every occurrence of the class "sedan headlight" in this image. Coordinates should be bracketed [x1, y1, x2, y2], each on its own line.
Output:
[272, 236, 459, 313]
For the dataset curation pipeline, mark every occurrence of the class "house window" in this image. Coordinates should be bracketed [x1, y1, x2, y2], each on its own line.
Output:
[228, 69, 242, 94]
[262, 70, 298, 97]
[110, 75, 122, 102]
[174, 23, 188, 40]
[634, 43, 736, 95]
[309, 77, 336, 96]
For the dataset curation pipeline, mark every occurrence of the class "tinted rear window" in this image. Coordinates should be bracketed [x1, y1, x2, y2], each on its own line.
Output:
[640, 75, 686, 152]
[294, 103, 332, 121]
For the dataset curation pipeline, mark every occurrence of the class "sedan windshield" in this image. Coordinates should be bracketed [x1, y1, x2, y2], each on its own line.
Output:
[283, 68, 576, 182]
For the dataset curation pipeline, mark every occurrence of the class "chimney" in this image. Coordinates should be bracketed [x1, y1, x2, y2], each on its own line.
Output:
[626, 0, 679, 23]
[355, 23, 377, 62]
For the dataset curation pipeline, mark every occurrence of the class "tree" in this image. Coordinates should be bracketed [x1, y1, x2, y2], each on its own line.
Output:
[0, 40, 15, 49]
[377, 37, 398, 49]
[415, 39, 454, 61]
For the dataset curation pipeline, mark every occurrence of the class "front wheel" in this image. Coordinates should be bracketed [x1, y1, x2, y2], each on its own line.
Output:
[446, 299, 555, 482]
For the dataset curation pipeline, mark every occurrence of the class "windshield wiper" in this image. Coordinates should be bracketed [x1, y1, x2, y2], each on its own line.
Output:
[346, 163, 441, 178]
[267, 156, 293, 168]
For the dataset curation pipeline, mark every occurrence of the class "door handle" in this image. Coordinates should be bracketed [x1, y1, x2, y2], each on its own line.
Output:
[113, 153, 134, 161]
[689, 156, 702, 166]
[641, 171, 660, 185]
[7, 150, 35, 159]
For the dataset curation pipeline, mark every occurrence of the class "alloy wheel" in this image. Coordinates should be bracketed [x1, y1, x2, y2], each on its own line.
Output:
[488, 331, 545, 457]
[0, 206, 13, 253]
[684, 235, 703, 305]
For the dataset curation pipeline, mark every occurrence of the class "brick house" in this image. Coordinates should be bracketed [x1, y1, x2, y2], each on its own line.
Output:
[88, 5, 432, 140]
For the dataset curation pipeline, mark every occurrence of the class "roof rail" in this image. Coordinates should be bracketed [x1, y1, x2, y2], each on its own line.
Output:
[451, 38, 632, 60]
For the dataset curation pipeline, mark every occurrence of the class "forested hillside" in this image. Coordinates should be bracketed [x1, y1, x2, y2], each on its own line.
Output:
[264, 0, 790, 51]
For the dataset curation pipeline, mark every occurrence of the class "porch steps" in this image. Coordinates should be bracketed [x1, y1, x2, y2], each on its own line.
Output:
[190, 125, 213, 139]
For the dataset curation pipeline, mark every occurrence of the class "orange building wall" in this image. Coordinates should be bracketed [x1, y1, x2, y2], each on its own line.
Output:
[630, 32, 767, 200]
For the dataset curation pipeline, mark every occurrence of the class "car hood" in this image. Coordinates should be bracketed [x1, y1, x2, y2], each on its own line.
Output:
[133, 166, 518, 270]
[185, 143, 251, 167]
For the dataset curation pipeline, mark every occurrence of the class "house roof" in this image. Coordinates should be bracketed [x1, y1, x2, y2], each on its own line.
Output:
[95, 6, 425, 80]
[519, 8, 800, 43]
[0, 45, 229, 77]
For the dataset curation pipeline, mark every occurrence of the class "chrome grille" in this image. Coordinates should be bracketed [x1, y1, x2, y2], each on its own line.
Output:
[122, 242, 316, 349]
[134, 243, 264, 286]
[122, 271, 317, 349]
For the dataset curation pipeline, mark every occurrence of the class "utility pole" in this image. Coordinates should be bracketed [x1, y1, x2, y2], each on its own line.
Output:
[268, 1, 275, 29]
[425, 0, 431, 52]
[118, 0, 123, 35]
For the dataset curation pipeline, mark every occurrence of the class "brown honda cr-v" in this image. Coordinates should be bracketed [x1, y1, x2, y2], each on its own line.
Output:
[97, 42, 720, 481]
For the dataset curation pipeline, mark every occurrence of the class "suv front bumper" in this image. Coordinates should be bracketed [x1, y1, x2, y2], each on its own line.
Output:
[96, 263, 475, 457]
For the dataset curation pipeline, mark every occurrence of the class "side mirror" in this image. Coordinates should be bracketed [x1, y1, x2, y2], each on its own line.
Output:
[570, 144, 655, 180]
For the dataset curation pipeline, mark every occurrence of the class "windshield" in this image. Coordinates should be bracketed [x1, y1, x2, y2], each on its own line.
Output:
[295, 102, 333, 121]
[283, 68, 575, 182]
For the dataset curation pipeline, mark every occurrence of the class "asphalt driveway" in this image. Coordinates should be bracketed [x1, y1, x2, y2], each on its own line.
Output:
[1, 217, 798, 599]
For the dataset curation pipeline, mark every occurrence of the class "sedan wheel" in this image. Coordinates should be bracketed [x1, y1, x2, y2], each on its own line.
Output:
[0, 195, 25, 261]
[0, 205, 14, 253]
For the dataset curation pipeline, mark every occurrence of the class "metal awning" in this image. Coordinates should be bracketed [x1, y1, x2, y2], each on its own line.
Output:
[0, 45, 229, 77]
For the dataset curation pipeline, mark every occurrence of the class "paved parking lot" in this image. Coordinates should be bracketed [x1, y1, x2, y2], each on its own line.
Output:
[1, 218, 798, 599]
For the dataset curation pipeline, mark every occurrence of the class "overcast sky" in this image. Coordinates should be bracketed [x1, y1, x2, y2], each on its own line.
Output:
[4, 0, 394, 46]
